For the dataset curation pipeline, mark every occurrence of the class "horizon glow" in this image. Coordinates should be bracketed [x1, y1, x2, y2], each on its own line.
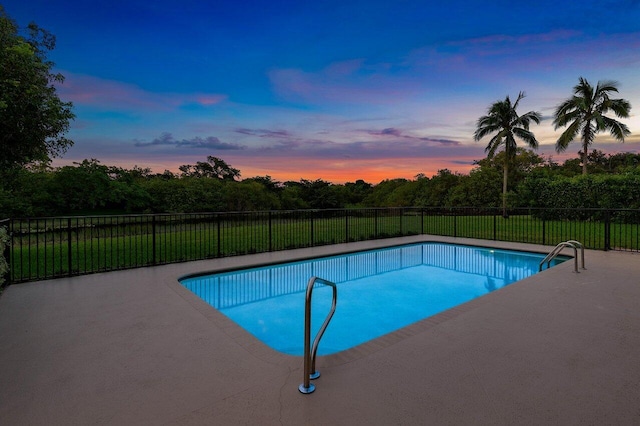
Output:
[4, 0, 640, 184]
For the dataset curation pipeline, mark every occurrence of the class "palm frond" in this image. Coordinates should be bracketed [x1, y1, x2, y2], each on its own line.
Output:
[556, 109, 582, 128]
[595, 79, 620, 96]
[512, 128, 539, 149]
[517, 110, 542, 127]
[581, 121, 595, 146]
[593, 113, 607, 132]
[608, 98, 632, 118]
[475, 92, 540, 162]
[512, 91, 526, 110]
[474, 118, 501, 141]
[555, 119, 581, 152]
[553, 98, 581, 127]
[575, 77, 593, 100]
[485, 133, 504, 158]
[553, 77, 632, 171]
[601, 116, 631, 142]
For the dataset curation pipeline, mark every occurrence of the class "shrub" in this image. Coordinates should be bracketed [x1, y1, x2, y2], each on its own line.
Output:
[0, 225, 9, 287]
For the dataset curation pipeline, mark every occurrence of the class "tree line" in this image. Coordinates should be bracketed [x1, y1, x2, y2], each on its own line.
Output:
[3, 151, 640, 218]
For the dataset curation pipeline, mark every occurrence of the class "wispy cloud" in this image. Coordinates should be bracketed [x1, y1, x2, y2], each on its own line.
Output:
[269, 59, 416, 105]
[235, 128, 292, 138]
[439, 30, 640, 74]
[368, 128, 403, 137]
[249, 135, 470, 161]
[56, 72, 227, 111]
[267, 29, 640, 108]
[364, 127, 461, 146]
[134, 132, 245, 149]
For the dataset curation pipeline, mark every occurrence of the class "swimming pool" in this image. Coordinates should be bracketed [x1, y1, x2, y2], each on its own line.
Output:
[180, 243, 567, 356]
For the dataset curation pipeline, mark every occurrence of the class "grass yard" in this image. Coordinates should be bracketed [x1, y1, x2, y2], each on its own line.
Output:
[7, 212, 639, 282]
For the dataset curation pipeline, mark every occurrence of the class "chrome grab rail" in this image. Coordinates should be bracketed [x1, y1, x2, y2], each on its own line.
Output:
[565, 240, 586, 270]
[539, 240, 586, 273]
[299, 276, 337, 395]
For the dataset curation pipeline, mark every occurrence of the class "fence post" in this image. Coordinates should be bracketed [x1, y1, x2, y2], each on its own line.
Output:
[493, 211, 497, 241]
[310, 211, 314, 247]
[421, 208, 424, 235]
[604, 210, 611, 251]
[399, 208, 403, 235]
[268, 211, 273, 252]
[453, 210, 458, 238]
[217, 214, 222, 257]
[345, 210, 349, 243]
[67, 218, 72, 276]
[375, 209, 378, 237]
[152, 215, 157, 265]
[542, 218, 546, 246]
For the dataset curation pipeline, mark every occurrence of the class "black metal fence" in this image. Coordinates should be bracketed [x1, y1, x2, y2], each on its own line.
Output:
[1, 207, 639, 285]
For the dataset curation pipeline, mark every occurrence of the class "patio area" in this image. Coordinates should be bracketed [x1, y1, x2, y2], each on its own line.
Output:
[1, 235, 639, 425]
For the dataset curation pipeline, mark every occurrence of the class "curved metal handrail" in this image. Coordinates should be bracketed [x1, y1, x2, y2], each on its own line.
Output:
[565, 240, 586, 270]
[539, 240, 585, 273]
[299, 276, 337, 395]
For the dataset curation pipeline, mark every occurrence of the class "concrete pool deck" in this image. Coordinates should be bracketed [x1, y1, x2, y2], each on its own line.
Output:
[1, 235, 639, 425]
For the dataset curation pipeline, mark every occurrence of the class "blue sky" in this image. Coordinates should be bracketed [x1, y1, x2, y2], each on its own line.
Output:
[4, 0, 640, 182]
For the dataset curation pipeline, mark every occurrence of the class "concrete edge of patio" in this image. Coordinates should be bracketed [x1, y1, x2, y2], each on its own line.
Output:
[1, 236, 639, 425]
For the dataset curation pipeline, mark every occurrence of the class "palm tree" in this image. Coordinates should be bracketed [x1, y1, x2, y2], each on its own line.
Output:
[474, 92, 541, 217]
[553, 77, 631, 175]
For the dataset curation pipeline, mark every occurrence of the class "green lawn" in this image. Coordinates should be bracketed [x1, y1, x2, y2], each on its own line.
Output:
[8, 213, 638, 282]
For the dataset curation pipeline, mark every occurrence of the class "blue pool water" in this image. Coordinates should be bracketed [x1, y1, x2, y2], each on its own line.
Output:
[180, 243, 566, 356]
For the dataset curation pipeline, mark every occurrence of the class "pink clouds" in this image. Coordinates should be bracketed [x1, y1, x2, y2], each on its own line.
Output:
[268, 59, 417, 105]
[55, 72, 227, 111]
[195, 95, 227, 106]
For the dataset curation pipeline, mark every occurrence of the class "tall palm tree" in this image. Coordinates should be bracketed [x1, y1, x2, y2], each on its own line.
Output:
[474, 92, 541, 217]
[553, 77, 631, 175]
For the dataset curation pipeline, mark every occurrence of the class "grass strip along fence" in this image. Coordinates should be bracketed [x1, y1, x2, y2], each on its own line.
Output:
[2, 207, 639, 284]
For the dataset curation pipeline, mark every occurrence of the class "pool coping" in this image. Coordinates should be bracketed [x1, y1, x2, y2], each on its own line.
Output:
[170, 236, 557, 367]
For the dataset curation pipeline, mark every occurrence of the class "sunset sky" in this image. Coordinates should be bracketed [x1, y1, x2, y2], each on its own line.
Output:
[4, 0, 640, 183]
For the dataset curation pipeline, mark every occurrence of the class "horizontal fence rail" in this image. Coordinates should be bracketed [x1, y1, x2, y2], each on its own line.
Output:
[2, 207, 639, 284]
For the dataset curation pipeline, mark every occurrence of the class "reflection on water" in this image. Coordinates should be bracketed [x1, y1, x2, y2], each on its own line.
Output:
[181, 243, 563, 310]
[181, 243, 567, 355]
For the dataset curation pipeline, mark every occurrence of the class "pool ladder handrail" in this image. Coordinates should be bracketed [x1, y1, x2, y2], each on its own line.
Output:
[539, 240, 586, 273]
[299, 276, 337, 395]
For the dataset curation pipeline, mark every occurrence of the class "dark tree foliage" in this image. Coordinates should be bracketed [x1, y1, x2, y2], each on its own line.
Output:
[2, 151, 640, 218]
[282, 179, 341, 209]
[413, 169, 462, 207]
[178, 156, 240, 180]
[0, 7, 75, 169]
[363, 178, 412, 207]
